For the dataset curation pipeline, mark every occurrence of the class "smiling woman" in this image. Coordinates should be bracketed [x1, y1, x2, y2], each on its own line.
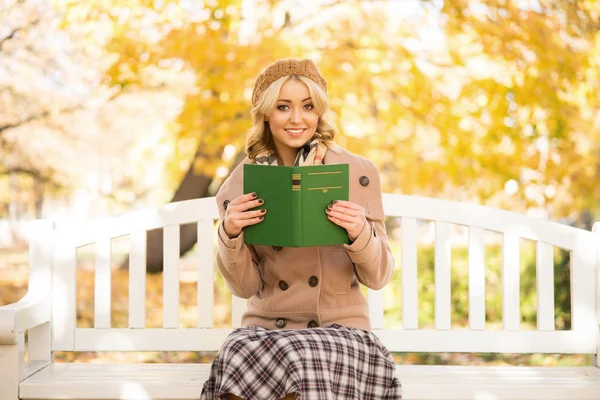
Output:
[200, 58, 401, 400]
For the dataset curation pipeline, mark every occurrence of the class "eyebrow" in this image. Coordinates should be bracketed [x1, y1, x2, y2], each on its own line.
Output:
[277, 97, 312, 103]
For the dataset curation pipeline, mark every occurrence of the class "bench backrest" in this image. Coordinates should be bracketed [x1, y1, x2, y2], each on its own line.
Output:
[44, 194, 599, 356]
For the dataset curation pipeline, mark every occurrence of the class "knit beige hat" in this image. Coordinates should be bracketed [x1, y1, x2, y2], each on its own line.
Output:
[251, 58, 328, 107]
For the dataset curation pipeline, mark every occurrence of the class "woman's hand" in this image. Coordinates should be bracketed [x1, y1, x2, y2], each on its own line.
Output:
[325, 200, 367, 242]
[223, 192, 266, 239]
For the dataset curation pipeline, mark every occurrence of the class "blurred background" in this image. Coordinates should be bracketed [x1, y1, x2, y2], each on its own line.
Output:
[1, 0, 599, 365]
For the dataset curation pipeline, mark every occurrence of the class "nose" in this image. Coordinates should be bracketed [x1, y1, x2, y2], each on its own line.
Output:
[290, 108, 302, 123]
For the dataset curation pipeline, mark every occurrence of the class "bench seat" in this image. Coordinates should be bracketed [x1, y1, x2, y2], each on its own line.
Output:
[20, 363, 600, 399]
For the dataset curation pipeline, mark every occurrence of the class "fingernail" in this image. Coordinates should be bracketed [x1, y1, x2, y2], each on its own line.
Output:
[259, 216, 264, 220]
[261, 209, 266, 213]
[325, 208, 330, 213]
[258, 199, 264, 204]
[332, 200, 338, 204]
[327, 204, 332, 209]
[252, 192, 258, 198]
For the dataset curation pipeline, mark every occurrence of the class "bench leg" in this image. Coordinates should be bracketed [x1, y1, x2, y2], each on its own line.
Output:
[0, 345, 19, 400]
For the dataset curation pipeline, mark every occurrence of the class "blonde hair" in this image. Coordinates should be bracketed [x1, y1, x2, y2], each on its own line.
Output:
[246, 75, 339, 162]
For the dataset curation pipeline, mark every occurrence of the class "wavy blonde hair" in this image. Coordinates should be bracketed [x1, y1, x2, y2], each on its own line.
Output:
[246, 74, 339, 162]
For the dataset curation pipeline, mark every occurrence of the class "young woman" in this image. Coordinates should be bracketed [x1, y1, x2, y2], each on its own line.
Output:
[200, 58, 401, 399]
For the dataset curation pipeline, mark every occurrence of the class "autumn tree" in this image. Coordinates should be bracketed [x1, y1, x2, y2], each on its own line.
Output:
[57, 0, 600, 272]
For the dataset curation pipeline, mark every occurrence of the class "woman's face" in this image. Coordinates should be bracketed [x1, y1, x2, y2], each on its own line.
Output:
[265, 78, 319, 164]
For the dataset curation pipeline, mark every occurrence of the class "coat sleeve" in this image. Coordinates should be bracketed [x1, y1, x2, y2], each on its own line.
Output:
[215, 170, 262, 299]
[343, 159, 395, 290]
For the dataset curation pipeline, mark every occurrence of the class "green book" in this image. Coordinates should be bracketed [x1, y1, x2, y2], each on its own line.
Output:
[243, 163, 350, 247]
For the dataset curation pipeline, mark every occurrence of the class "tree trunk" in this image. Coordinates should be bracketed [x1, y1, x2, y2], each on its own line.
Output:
[120, 148, 246, 273]
[34, 175, 43, 218]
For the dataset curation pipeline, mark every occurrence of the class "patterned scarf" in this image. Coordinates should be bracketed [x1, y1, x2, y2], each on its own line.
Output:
[254, 137, 328, 167]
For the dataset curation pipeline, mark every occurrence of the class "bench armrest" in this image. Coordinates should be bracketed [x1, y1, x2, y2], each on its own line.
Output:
[0, 220, 53, 345]
[0, 291, 51, 345]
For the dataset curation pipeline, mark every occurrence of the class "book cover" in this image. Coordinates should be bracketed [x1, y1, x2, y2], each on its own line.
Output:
[243, 163, 350, 247]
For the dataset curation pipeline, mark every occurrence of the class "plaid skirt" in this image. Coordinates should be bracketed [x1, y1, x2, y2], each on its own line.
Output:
[200, 324, 402, 399]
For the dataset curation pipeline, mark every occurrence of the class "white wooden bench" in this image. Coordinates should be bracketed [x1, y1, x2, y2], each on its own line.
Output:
[1, 194, 599, 400]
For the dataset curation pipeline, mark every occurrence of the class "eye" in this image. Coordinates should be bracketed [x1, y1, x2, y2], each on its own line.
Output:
[277, 105, 289, 111]
[304, 104, 314, 110]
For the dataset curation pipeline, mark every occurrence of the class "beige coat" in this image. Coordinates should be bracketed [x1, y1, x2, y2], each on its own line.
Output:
[215, 146, 395, 331]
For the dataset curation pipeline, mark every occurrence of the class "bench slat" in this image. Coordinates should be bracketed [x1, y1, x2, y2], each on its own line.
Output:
[382, 194, 575, 250]
[197, 220, 214, 328]
[368, 288, 384, 329]
[401, 217, 418, 329]
[52, 242, 77, 350]
[434, 221, 451, 330]
[163, 225, 180, 329]
[129, 231, 146, 328]
[572, 231, 598, 338]
[502, 230, 520, 330]
[94, 238, 111, 329]
[57, 328, 599, 353]
[536, 241, 555, 331]
[20, 363, 600, 400]
[468, 227, 485, 330]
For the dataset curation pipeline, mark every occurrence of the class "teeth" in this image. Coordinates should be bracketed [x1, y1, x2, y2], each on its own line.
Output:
[286, 129, 304, 133]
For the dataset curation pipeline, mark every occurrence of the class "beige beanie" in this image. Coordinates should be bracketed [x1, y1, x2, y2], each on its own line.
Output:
[251, 58, 328, 107]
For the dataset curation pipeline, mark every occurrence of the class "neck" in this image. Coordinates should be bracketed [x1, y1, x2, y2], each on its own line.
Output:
[275, 147, 297, 166]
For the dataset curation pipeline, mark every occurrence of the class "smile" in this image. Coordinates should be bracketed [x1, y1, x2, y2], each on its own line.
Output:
[285, 128, 306, 135]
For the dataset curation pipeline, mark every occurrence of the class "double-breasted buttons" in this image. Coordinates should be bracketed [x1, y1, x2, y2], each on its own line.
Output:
[278, 280, 289, 291]
[308, 276, 319, 287]
[223, 200, 230, 210]
[272, 246, 283, 251]
[359, 176, 370, 187]
[307, 320, 318, 328]
[275, 318, 287, 329]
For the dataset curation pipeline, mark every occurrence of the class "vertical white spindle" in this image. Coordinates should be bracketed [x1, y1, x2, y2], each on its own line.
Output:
[469, 226, 485, 330]
[52, 239, 76, 350]
[197, 220, 215, 328]
[592, 223, 600, 368]
[163, 225, 180, 328]
[502, 231, 520, 331]
[571, 231, 596, 343]
[94, 238, 112, 328]
[27, 220, 53, 361]
[17, 332, 25, 381]
[28, 322, 50, 363]
[435, 221, 451, 330]
[536, 241, 554, 331]
[402, 217, 418, 329]
[129, 231, 146, 328]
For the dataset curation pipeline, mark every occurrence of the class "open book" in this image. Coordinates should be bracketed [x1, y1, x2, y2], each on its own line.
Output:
[243, 163, 350, 247]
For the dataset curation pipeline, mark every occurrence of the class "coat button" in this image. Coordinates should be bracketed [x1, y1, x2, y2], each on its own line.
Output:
[272, 246, 283, 251]
[278, 280, 289, 291]
[307, 320, 318, 328]
[223, 200, 230, 210]
[359, 176, 370, 186]
[308, 276, 319, 287]
[275, 318, 287, 329]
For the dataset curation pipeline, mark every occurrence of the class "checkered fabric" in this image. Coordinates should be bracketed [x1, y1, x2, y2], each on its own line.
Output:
[200, 324, 402, 399]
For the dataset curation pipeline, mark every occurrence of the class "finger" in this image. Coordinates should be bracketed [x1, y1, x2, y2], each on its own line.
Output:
[240, 209, 266, 219]
[230, 198, 264, 212]
[326, 208, 355, 223]
[326, 214, 351, 230]
[328, 204, 361, 217]
[330, 200, 362, 210]
[242, 216, 265, 226]
[231, 192, 259, 206]
[231, 215, 264, 230]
